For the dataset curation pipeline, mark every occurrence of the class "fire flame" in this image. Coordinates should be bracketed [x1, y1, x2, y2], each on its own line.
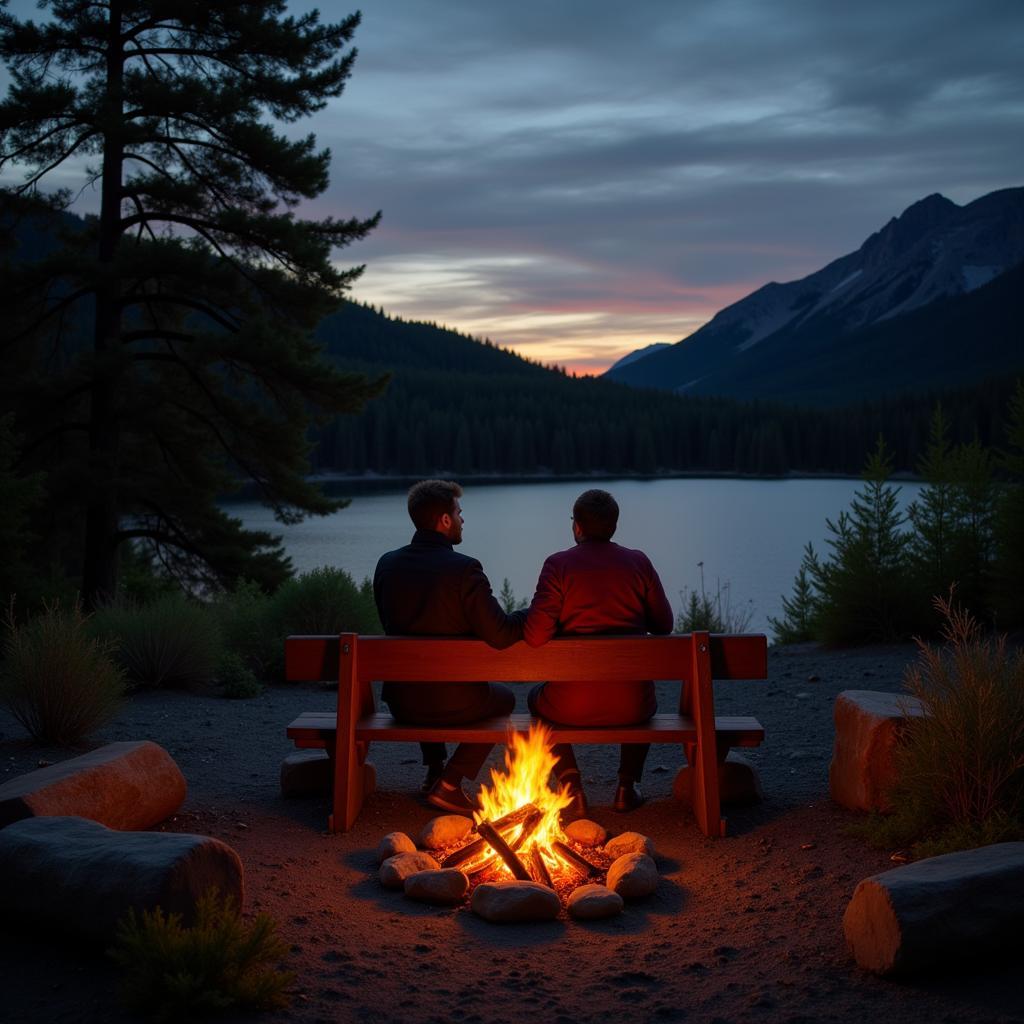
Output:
[474, 723, 573, 880]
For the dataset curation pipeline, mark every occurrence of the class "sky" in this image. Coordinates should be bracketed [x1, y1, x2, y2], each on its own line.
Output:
[4, 0, 1024, 374]
[313, 0, 1024, 373]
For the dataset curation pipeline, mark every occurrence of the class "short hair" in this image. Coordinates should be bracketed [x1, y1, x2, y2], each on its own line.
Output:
[572, 488, 618, 540]
[407, 479, 462, 530]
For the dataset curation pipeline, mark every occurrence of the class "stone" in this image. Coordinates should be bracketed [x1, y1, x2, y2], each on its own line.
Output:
[470, 880, 561, 923]
[604, 831, 656, 860]
[606, 852, 659, 900]
[565, 819, 607, 847]
[404, 869, 469, 906]
[377, 831, 416, 863]
[378, 851, 439, 889]
[843, 842, 1024, 976]
[567, 883, 623, 921]
[0, 816, 243, 940]
[0, 741, 185, 831]
[673, 751, 763, 807]
[417, 814, 473, 850]
[279, 751, 375, 798]
[829, 690, 926, 812]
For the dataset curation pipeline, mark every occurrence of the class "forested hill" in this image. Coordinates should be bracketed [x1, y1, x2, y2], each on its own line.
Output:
[315, 301, 551, 378]
[308, 300, 1015, 478]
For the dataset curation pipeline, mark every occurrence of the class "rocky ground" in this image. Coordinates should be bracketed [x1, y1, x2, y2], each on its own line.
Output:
[1, 641, 1021, 1024]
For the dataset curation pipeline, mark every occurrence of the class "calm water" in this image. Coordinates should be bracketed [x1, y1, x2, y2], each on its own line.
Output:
[227, 477, 923, 636]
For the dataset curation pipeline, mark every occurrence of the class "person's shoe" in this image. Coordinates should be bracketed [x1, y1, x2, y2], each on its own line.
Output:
[613, 782, 645, 812]
[421, 761, 445, 793]
[558, 771, 588, 822]
[426, 778, 479, 814]
[562, 784, 589, 823]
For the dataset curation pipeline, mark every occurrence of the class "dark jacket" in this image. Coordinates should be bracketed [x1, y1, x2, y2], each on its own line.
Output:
[373, 529, 523, 714]
[523, 538, 673, 725]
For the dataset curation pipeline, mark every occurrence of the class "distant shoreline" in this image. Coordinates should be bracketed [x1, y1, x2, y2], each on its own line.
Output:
[225, 468, 920, 501]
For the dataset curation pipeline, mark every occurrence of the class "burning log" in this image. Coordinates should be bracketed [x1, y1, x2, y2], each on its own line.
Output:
[471, 803, 538, 835]
[528, 845, 555, 889]
[509, 808, 544, 852]
[551, 840, 602, 879]
[440, 836, 490, 871]
[476, 820, 532, 881]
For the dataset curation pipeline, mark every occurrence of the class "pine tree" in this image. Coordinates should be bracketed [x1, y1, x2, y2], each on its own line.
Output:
[994, 379, 1024, 626]
[0, 2, 382, 602]
[812, 436, 913, 644]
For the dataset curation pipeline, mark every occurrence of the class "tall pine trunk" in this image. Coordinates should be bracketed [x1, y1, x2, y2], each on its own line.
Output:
[81, 0, 124, 608]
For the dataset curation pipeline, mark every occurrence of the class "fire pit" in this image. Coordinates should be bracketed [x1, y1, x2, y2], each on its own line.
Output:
[376, 725, 661, 922]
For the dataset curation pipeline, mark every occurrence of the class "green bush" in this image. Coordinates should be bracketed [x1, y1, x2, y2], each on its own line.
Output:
[215, 650, 264, 700]
[211, 579, 275, 678]
[768, 558, 819, 644]
[109, 891, 292, 1021]
[0, 600, 126, 745]
[262, 567, 381, 679]
[91, 593, 224, 691]
[855, 594, 1024, 857]
[676, 566, 754, 633]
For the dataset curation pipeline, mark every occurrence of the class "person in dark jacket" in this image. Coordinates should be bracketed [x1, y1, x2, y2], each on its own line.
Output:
[373, 479, 523, 813]
[524, 488, 674, 814]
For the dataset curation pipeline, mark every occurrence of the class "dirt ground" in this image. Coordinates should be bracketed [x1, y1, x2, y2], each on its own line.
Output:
[1, 641, 1021, 1024]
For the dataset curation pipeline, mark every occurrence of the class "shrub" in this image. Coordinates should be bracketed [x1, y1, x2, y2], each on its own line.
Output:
[215, 650, 264, 700]
[262, 567, 381, 679]
[0, 600, 126, 745]
[676, 566, 754, 633]
[211, 579, 275, 678]
[91, 593, 224, 691]
[857, 594, 1024, 857]
[109, 891, 292, 1021]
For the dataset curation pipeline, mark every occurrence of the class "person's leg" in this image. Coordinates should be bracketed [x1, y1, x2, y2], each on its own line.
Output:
[618, 743, 649, 784]
[614, 743, 649, 812]
[526, 684, 585, 819]
[442, 683, 516, 782]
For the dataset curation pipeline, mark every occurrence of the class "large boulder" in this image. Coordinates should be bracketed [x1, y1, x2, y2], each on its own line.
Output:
[843, 842, 1024, 976]
[673, 751, 762, 807]
[829, 690, 926, 812]
[0, 741, 185, 830]
[0, 816, 243, 940]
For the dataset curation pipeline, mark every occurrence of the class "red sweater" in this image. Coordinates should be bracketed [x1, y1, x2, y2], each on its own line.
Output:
[524, 539, 674, 726]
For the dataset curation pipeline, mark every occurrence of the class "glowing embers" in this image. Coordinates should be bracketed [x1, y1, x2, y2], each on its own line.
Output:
[440, 724, 601, 888]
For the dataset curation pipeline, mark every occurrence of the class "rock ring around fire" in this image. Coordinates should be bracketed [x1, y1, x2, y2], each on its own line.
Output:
[567, 883, 624, 920]
[379, 851, 440, 888]
[471, 880, 561, 923]
[404, 868, 469, 905]
[607, 852, 660, 900]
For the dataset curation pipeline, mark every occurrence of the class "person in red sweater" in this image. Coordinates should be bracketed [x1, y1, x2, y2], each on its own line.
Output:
[524, 488, 674, 814]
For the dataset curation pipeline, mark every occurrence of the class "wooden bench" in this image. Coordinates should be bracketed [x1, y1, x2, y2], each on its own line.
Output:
[285, 631, 767, 838]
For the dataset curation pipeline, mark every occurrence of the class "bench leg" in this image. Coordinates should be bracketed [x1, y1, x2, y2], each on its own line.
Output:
[689, 631, 726, 838]
[330, 635, 365, 833]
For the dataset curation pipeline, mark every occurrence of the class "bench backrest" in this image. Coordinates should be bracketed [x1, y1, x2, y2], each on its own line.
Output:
[286, 632, 767, 687]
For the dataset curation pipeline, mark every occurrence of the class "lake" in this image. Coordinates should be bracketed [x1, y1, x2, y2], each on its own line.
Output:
[227, 477, 923, 636]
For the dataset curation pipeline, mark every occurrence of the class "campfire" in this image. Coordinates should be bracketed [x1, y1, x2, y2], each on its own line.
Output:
[439, 725, 604, 892]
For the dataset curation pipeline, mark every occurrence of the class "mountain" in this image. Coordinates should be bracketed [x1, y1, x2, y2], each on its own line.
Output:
[607, 342, 671, 372]
[606, 188, 1024, 404]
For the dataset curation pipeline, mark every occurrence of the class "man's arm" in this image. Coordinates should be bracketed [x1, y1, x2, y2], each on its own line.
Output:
[523, 556, 563, 647]
[460, 561, 524, 649]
